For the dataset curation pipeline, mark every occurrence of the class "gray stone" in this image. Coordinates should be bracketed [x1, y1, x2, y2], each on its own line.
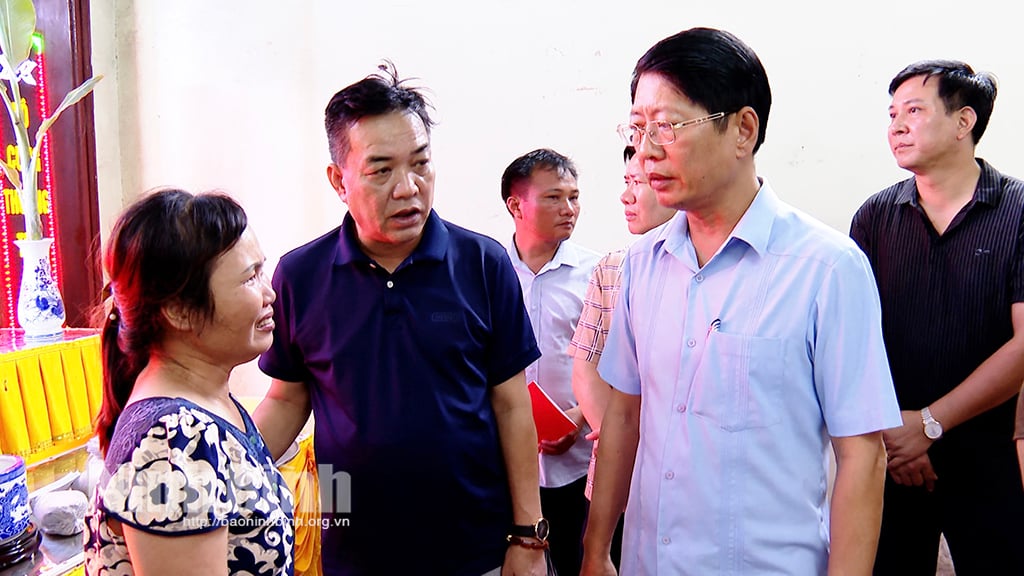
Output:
[31, 489, 88, 536]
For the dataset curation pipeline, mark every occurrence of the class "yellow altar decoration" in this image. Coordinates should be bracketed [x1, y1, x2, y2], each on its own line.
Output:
[278, 434, 322, 576]
[0, 329, 101, 466]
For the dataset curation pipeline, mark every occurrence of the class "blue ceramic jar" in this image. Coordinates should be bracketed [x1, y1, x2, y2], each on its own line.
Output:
[0, 455, 30, 543]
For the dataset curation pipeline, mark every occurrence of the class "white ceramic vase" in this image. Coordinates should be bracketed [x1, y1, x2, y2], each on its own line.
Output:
[15, 238, 66, 340]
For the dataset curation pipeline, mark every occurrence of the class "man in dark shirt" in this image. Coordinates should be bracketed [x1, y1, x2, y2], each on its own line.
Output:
[851, 59, 1024, 574]
[254, 63, 549, 576]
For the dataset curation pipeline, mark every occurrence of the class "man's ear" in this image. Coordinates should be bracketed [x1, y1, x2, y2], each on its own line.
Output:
[957, 106, 978, 142]
[161, 300, 194, 332]
[327, 163, 347, 203]
[734, 106, 760, 158]
[506, 194, 521, 218]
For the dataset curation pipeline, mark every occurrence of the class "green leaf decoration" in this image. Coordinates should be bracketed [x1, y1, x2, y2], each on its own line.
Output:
[0, 0, 35, 67]
[0, 0, 101, 240]
[0, 155, 20, 189]
[33, 74, 103, 144]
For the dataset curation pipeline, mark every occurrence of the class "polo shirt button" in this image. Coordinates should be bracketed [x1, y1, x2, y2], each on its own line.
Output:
[386, 280, 394, 288]
[686, 338, 696, 348]
[677, 404, 685, 413]
[665, 471, 674, 480]
[662, 536, 671, 545]
[695, 274, 704, 282]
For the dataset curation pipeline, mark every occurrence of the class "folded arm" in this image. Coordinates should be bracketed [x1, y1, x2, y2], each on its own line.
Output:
[887, 303, 1024, 477]
[928, 302, 1024, 431]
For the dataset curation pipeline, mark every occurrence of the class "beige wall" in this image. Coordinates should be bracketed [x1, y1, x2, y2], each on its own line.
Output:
[88, 0, 1023, 396]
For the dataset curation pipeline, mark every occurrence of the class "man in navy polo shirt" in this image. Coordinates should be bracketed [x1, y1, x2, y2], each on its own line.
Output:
[254, 62, 549, 576]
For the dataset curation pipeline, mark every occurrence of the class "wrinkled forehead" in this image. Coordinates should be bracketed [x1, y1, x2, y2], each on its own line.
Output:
[631, 73, 696, 118]
[346, 111, 430, 163]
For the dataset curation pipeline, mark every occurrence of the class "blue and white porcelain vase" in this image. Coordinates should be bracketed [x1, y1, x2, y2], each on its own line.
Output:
[0, 455, 29, 544]
[14, 238, 66, 340]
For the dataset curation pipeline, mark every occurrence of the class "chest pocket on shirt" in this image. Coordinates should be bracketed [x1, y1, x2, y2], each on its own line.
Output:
[689, 331, 785, 432]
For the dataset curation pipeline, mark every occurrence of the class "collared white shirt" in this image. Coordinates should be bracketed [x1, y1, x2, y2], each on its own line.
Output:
[507, 239, 601, 488]
[600, 182, 901, 574]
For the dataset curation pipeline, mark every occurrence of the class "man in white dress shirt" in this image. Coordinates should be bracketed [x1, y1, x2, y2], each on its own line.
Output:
[502, 148, 601, 576]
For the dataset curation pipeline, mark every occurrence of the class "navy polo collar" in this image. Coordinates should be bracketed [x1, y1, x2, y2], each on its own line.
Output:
[334, 209, 449, 267]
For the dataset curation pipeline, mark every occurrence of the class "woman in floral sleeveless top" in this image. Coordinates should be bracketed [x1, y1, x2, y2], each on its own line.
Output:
[84, 189, 293, 575]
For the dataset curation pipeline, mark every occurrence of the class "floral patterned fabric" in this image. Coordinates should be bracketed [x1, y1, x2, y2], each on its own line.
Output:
[84, 396, 294, 575]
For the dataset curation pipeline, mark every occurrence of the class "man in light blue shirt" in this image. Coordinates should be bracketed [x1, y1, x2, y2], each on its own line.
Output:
[581, 28, 902, 575]
[503, 148, 602, 576]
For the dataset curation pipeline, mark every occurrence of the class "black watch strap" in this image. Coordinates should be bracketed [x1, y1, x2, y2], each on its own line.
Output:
[509, 518, 549, 541]
[509, 524, 537, 537]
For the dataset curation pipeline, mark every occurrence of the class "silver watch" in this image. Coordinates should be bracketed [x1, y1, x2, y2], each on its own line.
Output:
[921, 407, 943, 440]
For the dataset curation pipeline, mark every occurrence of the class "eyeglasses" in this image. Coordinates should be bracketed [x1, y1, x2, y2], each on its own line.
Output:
[616, 112, 727, 147]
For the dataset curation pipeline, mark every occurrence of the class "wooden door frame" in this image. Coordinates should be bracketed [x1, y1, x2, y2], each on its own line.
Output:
[35, 0, 101, 328]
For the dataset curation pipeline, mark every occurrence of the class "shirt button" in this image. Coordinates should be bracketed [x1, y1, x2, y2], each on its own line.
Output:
[386, 280, 394, 288]
[370, 263, 377, 269]
[686, 338, 696, 348]
[677, 404, 686, 413]
[662, 536, 671, 545]
[665, 471, 674, 480]
[695, 274, 704, 282]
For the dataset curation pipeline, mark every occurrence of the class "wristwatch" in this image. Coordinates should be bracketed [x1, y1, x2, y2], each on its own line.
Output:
[509, 518, 550, 542]
[506, 535, 550, 550]
[921, 407, 943, 440]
